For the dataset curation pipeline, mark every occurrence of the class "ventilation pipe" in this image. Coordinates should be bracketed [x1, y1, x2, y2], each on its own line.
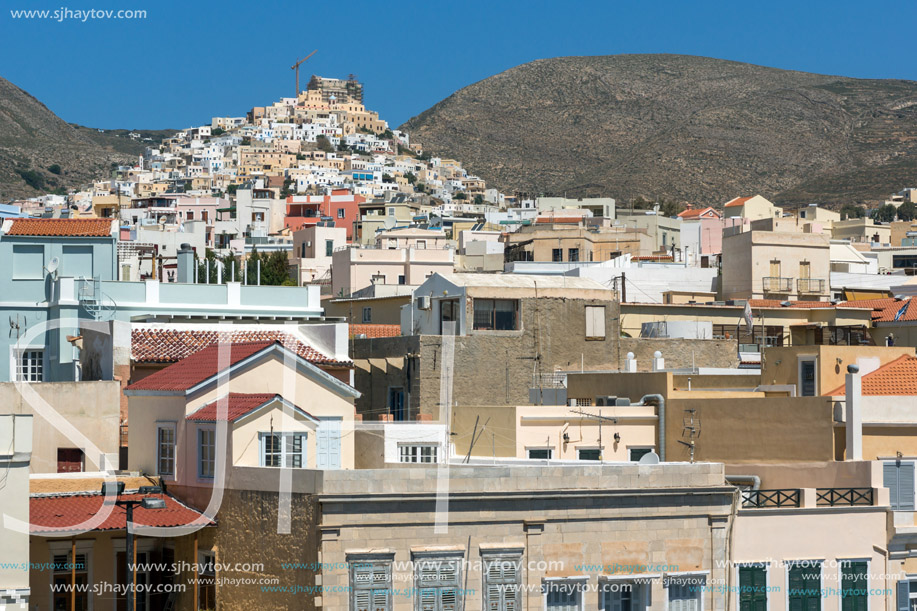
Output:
[641, 394, 665, 461]
[725, 474, 761, 490]
[177, 243, 194, 284]
[652, 351, 665, 371]
[845, 364, 863, 460]
[625, 352, 637, 373]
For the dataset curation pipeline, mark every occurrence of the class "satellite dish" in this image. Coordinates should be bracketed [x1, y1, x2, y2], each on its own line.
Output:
[47, 257, 60, 274]
[383, 216, 396, 230]
[638, 451, 660, 465]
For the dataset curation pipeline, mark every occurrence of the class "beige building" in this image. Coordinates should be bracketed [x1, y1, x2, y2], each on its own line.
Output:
[721, 229, 831, 301]
[330, 245, 454, 298]
[505, 224, 652, 262]
[831, 218, 892, 244]
[723, 195, 783, 221]
[291, 224, 346, 284]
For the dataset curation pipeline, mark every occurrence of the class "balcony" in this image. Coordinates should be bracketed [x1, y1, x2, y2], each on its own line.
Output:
[762, 276, 793, 293]
[797, 278, 826, 294]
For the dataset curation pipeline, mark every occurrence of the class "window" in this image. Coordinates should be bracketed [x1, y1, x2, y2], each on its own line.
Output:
[667, 575, 704, 611]
[545, 580, 584, 609]
[198, 428, 215, 478]
[568, 248, 579, 262]
[301, 243, 307, 258]
[52, 552, 89, 611]
[770, 259, 781, 277]
[738, 565, 767, 611]
[387, 207, 395, 216]
[552, 248, 563, 262]
[414, 556, 463, 611]
[577, 448, 601, 461]
[398, 275, 406, 285]
[12, 244, 44, 279]
[326, 240, 334, 257]
[187, 211, 195, 220]
[156, 424, 176, 476]
[787, 563, 821, 611]
[441, 300, 459, 334]
[199, 551, 215, 611]
[14, 349, 43, 382]
[387, 239, 397, 249]
[602, 581, 649, 611]
[528, 448, 552, 460]
[483, 554, 521, 611]
[416, 240, 427, 249]
[899, 579, 917, 611]
[585, 306, 606, 340]
[371, 274, 385, 285]
[628, 448, 653, 462]
[259, 432, 307, 468]
[884, 461, 915, 511]
[349, 556, 392, 611]
[473, 299, 518, 331]
[399, 444, 438, 463]
[841, 562, 868, 611]
[337, 208, 345, 219]
[363, 307, 372, 323]
[57, 448, 84, 473]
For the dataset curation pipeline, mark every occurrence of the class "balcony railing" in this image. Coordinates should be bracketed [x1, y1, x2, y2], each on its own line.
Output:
[762, 277, 793, 293]
[741, 488, 800, 508]
[798, 278, 826, 294]
[816, 488, 874, 507]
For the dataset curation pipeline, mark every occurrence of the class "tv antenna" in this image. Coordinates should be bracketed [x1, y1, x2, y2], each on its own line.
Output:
[680, 408, 701, 463]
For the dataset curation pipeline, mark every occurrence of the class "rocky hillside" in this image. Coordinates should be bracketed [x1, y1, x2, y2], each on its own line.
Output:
[0, 76, 170, 201]
[402, 54, 917, 206]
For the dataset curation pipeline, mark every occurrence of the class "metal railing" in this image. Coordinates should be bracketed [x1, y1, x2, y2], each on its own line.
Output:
[815, 488, 874, 507]
[741, 489, 800, 508]
[798, 278, 826, 294]
[762, 277, 793, 293]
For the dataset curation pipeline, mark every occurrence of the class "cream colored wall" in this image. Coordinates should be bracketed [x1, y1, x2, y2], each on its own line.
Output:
[760, 345, 915, 394]
[731, 510, 887, 611]
[723, 231, 830, 300]
[29, 534, 118, 611]
[232, 405, 318, 467]
[515, 405, 657, 460]
[128, 394, 187, 479]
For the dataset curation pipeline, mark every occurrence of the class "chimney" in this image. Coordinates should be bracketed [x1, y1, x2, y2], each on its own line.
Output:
[177, 243, 194, 284]
[845, 364, 863, 460]
[625, 352, 637, 373]
[652, 351, 665, 372]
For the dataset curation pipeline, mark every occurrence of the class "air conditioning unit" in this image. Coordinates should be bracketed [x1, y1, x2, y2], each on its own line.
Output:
[417, 296, 431, 310]
[596, 396, 616, 407]
[305, 241, 312, 247]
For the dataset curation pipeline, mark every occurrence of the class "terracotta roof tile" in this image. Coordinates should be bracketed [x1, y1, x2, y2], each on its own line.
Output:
[30, 493, 213, 533]
[6, 218, 114, 237]
[838, 297, 917, 322]
[126, 341, 276, 392]
[825, 354, 917, 396]
[131, 328, 350, 367]
[349, 324, 401, 338]
[186, 393, 307, 422]
[724, 196, 753, 208]
[678, 207, 721, 219]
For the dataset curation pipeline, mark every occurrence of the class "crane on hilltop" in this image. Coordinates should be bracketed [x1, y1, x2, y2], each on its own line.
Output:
[291, 50, 317, 98]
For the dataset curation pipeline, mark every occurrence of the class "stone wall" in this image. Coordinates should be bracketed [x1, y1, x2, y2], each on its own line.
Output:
[618, 337, 739, 370]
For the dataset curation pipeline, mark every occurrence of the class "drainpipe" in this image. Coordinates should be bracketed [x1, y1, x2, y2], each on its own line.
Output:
[845, 364, 863, 461]
[640, 394, 666, 461]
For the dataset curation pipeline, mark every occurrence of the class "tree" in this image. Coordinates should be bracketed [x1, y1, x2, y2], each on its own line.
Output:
[454, 192, 467, 200]
[47, 164, 62, 175]
[16, 168, 44, 190]
[839, 204, 866, 220]
[871, 204, 897, 223]
[898, 201, 917, 222]
[415, 182, 426, 193]
[281, 177, 294, 198]
[474, 194, 484, 205]
[404, 172, 416, 185]
[316, 135, 334, 154]
[211, 127, 225, 136]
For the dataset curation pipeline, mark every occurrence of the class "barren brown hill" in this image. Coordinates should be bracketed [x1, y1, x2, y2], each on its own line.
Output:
[402, 54, 917, 206]
[0, 76, 168, 201]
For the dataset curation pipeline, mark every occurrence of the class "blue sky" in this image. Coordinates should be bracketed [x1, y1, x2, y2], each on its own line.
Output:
[1, 0, 915, 129]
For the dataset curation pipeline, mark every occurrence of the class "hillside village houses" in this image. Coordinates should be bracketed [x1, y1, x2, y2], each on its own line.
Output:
[9, 72, 917, 611]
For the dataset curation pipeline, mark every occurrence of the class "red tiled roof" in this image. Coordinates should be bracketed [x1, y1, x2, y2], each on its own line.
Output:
[186, 393, 306, 422]
[30, 493, 213, 533]
[131, 328, 350, 367]
[838, 297, 917, 322]
[678, 207, 721, 219]
[6, 218, 114, 237]
[633, 255, 674, 261]
[126, 341, 276, 391]
[825, 355, 917, 396]
[350, 324, 401, 338]
[724, 196, 753, 208]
